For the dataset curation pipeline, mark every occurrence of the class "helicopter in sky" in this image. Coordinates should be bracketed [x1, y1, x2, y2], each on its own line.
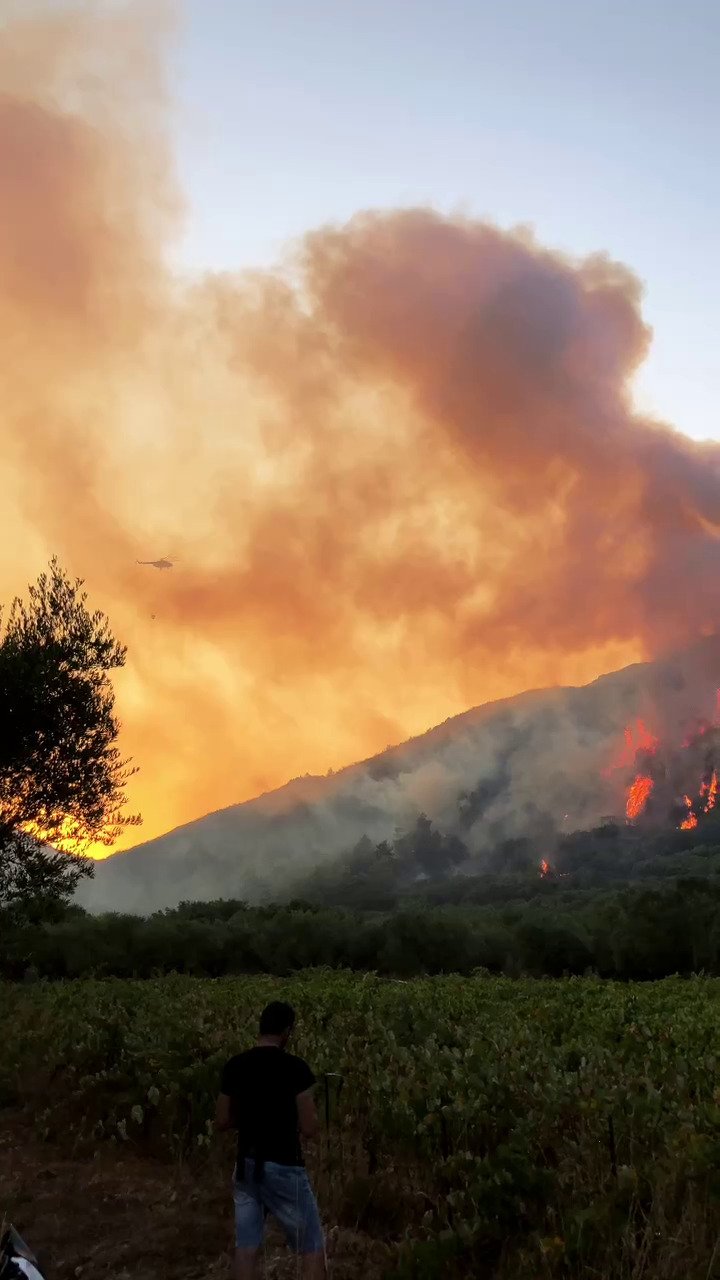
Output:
[137, 557, 175, 570]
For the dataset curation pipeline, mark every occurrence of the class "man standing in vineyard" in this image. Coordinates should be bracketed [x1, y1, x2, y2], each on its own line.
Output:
[216, 1001, 326, 1279]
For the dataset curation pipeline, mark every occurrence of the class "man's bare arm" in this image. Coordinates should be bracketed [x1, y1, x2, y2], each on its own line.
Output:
[297, 1088, 319, 1140]
[215, 1092, 234, 1133]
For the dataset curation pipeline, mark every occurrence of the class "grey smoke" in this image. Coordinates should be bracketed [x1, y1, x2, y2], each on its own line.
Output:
[76, 635, 720, 913]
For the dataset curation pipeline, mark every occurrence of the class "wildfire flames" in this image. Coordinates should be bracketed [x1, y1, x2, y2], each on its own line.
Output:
[605, 718, 659, 822]
[678, 769, 719, 830]
[701, 771, 718, 813]
[680, 796, 698, 831]
[626, 774, 654, 821]
[609, 721, 659, 773]
[610, 693, 720, 833]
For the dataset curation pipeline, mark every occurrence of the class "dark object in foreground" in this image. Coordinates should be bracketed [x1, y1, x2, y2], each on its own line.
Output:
[0, 1227, 46, 1279]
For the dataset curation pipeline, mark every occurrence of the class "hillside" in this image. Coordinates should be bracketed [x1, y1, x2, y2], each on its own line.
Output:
[77, 635, 720, 913]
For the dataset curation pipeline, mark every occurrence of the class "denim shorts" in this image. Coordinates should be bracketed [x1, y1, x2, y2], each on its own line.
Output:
[232, 1159, 325, 1254]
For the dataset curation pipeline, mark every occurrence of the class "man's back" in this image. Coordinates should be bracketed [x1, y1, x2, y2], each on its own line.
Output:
[216, 1001, 326, 1277]
[221, 1045, 315, 1167]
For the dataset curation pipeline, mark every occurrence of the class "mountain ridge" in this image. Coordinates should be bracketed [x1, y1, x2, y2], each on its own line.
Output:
[77, 636, 720, 913]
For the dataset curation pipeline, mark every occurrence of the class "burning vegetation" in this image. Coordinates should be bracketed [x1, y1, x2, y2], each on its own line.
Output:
[535, 685, 720, 879]
[606, 693, 720, 835]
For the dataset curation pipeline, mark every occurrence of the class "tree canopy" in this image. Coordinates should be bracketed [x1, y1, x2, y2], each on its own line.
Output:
[0, 560, 139, 918]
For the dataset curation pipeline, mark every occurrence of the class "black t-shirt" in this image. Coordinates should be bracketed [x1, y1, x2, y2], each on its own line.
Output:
[220, 1046, 316, 1168]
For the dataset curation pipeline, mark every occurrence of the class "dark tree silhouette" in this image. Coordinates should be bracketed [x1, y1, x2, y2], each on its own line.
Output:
[0, 560, 140, 919]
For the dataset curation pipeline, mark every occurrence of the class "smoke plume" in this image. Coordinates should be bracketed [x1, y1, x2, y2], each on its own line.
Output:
[3, 2, 720, 850]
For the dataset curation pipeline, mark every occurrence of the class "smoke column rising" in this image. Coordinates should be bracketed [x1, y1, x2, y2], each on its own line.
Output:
[2, 1, 719, 850]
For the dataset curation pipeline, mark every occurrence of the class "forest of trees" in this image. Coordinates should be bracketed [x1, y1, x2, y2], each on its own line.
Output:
[288, 810, 720, 908]
[5, 843, 720, 982]
[5, 563, 720, 987]
[5, 760, 720, 982]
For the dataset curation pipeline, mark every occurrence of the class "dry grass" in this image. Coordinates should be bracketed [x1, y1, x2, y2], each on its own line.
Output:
[0, 1115, 390, 1280]
[5, 1110, 720, 1280]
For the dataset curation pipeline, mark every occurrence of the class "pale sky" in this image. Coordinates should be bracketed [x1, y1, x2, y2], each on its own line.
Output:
[170, 0, 718, 443]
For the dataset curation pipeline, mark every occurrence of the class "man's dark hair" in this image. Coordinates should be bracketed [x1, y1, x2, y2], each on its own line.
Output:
[259, 1001, 296, 1036]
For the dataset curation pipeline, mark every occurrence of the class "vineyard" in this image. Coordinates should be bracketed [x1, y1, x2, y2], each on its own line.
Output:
[3, 972, 720, 1278]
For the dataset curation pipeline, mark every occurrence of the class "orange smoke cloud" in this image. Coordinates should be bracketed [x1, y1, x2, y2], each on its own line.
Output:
[3, 3, 720, 852]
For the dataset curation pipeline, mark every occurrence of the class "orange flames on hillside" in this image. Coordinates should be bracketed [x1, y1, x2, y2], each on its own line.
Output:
[609, 694, 720, 831]
[603, 718, 659, 822]
[626, 774, 654, 821]
[607, 721, 659, 774]
[680, 796, 698, 831]
[679, 769, 719, 830]
[703, 771, 718, 812]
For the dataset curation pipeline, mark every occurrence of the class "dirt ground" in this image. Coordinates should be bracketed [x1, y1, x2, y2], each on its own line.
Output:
[1, 1116, 391, 1280]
